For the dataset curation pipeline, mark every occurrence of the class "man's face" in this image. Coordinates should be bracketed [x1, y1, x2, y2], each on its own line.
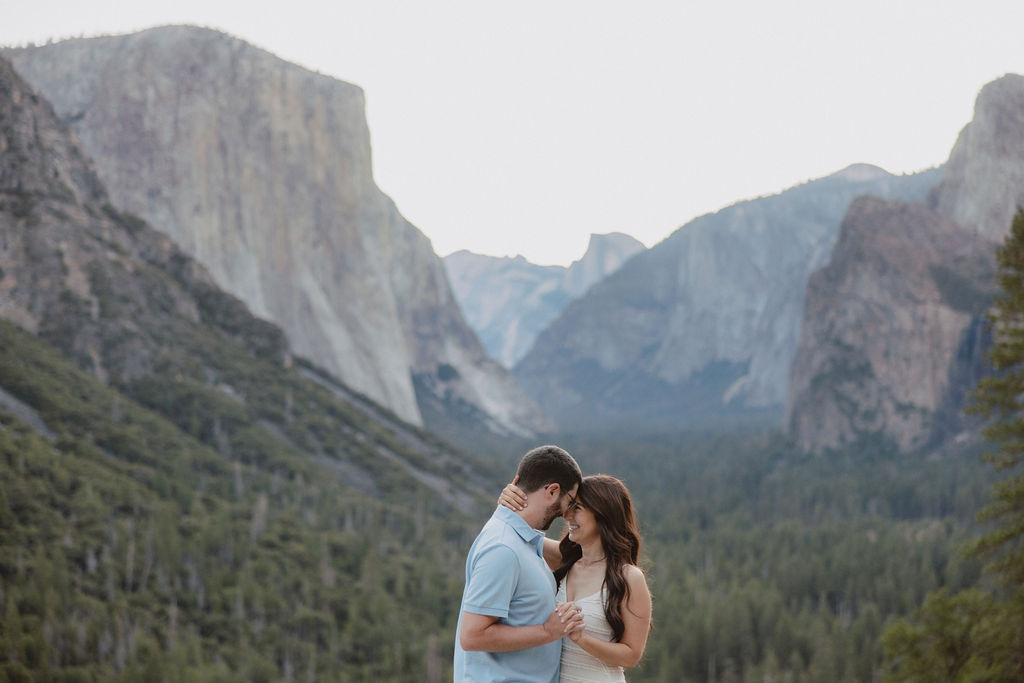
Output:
[538, 483, 579, 531]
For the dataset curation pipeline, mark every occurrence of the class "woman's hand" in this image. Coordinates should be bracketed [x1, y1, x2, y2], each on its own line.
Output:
[556, 601, 585, 638]
[498, 476, 528, 511]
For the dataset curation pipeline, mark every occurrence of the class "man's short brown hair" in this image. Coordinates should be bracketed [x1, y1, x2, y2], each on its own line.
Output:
[515, 445, 583, 495]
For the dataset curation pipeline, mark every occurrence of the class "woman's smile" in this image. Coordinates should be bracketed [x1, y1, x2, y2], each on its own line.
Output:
[565, 506, 596, 543]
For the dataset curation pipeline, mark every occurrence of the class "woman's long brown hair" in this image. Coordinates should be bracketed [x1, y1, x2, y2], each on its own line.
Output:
[554, 474, 646, 642]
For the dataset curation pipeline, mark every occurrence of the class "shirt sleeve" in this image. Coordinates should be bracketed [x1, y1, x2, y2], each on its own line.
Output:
[462, 544, 520, 619]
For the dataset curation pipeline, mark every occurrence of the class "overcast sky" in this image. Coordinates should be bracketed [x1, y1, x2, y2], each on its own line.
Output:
[4, 1, 1024, 265]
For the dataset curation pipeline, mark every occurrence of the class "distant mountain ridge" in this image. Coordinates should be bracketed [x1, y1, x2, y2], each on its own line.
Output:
[3, 25, 549, 437]
[444, 232, 645, 367]
[515, 163, 941, 431]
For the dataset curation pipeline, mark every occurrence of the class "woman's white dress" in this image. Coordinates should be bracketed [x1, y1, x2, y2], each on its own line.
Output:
[556, 582, 626, 682]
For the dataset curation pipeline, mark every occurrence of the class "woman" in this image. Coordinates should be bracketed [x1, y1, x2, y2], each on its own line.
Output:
[500, 474, 653, 682]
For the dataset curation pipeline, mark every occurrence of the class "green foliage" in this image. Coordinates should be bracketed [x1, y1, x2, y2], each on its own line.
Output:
[968, 209, 1024, 583]
[0, 318, 484, 681]
[881, 588, 1024, 682]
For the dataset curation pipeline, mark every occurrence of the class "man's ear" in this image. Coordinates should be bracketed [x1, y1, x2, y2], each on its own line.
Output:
[545, 483, 561, 499]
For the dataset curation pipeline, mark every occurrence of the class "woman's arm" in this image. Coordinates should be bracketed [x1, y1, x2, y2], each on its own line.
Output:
[497, 478, 528, 511]
[540, 537, 560, 570]
[568, 565, 652, 669]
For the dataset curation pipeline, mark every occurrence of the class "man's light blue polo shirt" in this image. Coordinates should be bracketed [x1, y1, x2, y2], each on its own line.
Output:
[454, 506, 560, 683]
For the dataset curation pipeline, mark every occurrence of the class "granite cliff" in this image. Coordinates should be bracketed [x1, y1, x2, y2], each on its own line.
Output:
[444, 232, 645, 367]
[0, 53, 286, 380]
[0, 52, 496, 508]
[785, 198, 996, 452]
[515, 165, 939, 431]
[786, 74, 1023, 453]
[4, 26, 548, 436]
[930, 74, 1024, 242]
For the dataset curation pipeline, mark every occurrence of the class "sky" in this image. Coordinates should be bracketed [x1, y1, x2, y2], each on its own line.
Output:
[3, 1, 1024, 266]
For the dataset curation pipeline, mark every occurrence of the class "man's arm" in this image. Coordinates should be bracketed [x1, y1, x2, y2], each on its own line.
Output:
[459, 541, 583, 652]
[460, 606, 582, 652]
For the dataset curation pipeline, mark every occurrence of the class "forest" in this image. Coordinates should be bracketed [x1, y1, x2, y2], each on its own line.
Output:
[0, 318, 486, 682]
[0, 307, 1004, 682]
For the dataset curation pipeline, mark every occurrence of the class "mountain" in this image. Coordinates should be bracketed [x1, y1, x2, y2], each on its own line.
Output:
[514, 164, 940, 431]
[930, 74, 1024, 242]
[561, 233, 647, 298]
[444, 232, 645, 367]
[786, 74, 1024, 453]
[0, 53, 498, 680]
[785, 197, 996, 453]
[3, 25, 548, 437]
[0, 49, 499, 527]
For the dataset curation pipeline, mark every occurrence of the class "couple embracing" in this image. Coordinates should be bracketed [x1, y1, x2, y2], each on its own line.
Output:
[454, 445, 653, 682]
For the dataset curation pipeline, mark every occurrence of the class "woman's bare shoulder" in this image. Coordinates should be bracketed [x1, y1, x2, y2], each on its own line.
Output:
[624, 563, 646, 576]
[624, 565, 650, 590]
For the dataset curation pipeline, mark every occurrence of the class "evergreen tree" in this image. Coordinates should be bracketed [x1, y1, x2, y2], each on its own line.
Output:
[970, 208, 1024, 584]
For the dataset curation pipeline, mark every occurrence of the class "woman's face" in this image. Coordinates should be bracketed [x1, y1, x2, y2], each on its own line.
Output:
[566, 502, 599, 546]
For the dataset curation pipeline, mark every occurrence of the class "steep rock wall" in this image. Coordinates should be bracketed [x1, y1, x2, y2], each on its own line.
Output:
[785, 197, 995, 452]
[5, 26, 548, 435]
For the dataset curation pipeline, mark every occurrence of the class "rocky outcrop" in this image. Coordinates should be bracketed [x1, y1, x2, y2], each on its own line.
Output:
[4, 26, 548, 436]
[785, 198, 996, 453]
[562, 233, 647, 298]
[514, 165, 939, 431]
[444, 233, 645, 367]
[930, 74, 1024, 240]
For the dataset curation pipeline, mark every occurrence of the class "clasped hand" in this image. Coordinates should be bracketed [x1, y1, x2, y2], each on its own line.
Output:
[548, 601, 585, 642]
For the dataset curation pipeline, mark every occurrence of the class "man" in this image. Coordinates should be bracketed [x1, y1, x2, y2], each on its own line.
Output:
[454, 445, 584, 682]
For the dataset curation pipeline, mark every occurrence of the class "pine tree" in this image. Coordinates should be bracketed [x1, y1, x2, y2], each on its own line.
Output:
[969, 208, 1024, 585]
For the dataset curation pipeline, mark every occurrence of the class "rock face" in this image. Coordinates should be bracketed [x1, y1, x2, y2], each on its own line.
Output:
[784, 198, 996, 453]
[0, 54, 287, 386]
[785, 74, 1024, 453]
[444, 233, 645, 367]
[930, 74, 1024, 241]
[4, 26, 548, 436]
[561, 233, 647, 299]
[514, 165, 939, 431]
